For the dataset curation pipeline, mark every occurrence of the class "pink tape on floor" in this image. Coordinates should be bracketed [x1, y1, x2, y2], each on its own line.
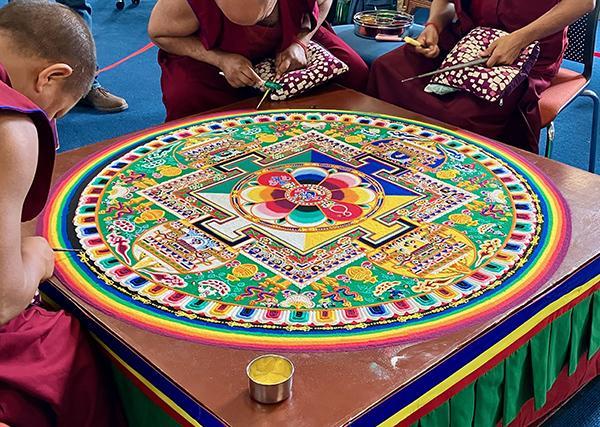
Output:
[97, 42, 156, 75]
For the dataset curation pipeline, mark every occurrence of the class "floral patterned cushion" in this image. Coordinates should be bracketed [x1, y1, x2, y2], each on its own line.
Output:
[255, 41, 349, 101]
[425, 27, 540, 103]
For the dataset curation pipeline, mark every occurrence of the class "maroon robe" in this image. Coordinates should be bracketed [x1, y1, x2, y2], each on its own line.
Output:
[368, 0, 567, 152]
[0, 65, 124, 427]
[159, 0, 369, 121]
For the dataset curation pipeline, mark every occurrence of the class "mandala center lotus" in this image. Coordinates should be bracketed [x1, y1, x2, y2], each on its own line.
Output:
[284, 184, 332, 206]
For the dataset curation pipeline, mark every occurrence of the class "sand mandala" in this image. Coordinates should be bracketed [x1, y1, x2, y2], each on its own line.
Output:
[41, 110, 570, 350]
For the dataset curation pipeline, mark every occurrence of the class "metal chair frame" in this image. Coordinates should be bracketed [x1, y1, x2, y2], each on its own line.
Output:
[544, 4, 600, 173]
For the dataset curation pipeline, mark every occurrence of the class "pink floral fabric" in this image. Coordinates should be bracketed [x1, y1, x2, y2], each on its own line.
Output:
[428, 27, 540, 103]
[255, 41, 349, 101]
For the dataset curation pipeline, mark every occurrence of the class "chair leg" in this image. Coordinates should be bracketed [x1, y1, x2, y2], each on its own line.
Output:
[581, 89, 599, 174]
[544, 121, 555, 159]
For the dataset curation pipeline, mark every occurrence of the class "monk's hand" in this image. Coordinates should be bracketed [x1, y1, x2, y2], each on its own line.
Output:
[218, 53, 263, 89]
[275, 42, 308, 78]
[22, 236, 55, 281]
[481, 33, 527, 67]
[415, 25, 440, 59]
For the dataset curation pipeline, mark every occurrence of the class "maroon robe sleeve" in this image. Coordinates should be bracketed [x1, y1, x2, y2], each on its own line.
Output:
[186, 0, 224, 50]
[278, 0, 319, 51]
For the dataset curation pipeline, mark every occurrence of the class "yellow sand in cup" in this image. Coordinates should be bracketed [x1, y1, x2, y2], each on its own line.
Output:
[247, 355, 293, 385]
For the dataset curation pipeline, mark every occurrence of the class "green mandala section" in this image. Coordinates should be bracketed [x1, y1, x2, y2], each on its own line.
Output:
[43, 110, 570, 348]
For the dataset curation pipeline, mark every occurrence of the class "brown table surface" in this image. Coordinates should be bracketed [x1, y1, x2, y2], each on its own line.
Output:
[25, 87, 600, 426]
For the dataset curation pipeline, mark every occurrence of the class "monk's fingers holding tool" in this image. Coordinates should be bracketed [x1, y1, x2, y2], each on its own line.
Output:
[417, 25, 438, 46]
[276, 56, 292, 79]
[415, 26, 439, 58]
[234, 67, 259, 88]
[219, 53, 260, 88]
[241, 66, 264, 89]
[415, 44, 440, 59]
[415, 29, 429, 47]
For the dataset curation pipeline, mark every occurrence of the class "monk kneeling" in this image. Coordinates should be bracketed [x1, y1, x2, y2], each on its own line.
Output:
[368, 0, 594, 152]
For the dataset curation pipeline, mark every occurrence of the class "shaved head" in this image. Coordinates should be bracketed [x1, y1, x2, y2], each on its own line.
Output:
[0, 1, 96, 96]
[215, 0, 278, 25]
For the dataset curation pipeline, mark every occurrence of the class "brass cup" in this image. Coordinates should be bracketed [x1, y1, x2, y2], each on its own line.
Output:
[246, 354, 294, 404]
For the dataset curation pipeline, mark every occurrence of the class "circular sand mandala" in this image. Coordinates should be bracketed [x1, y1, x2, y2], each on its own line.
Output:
[41, 110, 570, 350]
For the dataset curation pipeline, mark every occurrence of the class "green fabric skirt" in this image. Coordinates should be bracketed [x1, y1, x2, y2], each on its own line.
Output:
[109, 291, 600, 426]
[414, 291, 600, 427]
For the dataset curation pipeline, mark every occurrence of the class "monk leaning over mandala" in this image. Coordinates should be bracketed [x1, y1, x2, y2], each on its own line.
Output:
[148, 0, 369, 121]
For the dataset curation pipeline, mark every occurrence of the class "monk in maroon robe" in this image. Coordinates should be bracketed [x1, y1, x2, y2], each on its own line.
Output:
[368, 0, 594, 152]
[0, 3, 123, 426]
[149, 0, 369, 121]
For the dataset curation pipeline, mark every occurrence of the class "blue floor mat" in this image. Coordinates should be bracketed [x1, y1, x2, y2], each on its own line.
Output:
[55, 0, 164, 152]
[542, 377, 600, 426]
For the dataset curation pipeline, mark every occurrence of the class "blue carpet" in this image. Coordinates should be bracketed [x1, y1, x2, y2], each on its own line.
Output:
[56, 0, 164, 151]
[14, 0, 600, 423]
[543, 377, 600, 426]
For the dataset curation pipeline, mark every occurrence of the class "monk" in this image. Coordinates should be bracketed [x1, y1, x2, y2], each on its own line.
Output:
[0, 3, 123, 426]
[368, 0, 595, 152]
[149, 0, 369, 121]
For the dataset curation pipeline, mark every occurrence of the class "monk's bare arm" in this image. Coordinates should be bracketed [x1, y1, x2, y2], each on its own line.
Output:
[515, 0, 595, 45]
[484, 0, 595, 66]
[0, 114, 54, 325]
[148, 0, 225, 69]
[276, 0, 334, 76]
[426, 0, 455, 32]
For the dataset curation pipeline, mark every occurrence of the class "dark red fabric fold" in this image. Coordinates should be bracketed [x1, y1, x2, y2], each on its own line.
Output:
[0, 306, 125, 427]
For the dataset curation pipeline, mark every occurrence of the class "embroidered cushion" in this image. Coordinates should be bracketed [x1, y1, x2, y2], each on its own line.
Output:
[425, 27, 540, 103]
[255, 41, 349, 101]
